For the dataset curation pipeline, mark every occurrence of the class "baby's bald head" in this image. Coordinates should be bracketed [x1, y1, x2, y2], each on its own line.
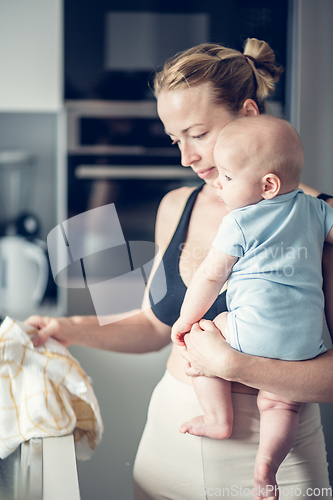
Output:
[215, 115, 304, 192]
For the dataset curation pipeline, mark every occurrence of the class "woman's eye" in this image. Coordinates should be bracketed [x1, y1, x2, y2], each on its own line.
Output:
[171, 139, 179, 146]
[193, 133, 205, 140]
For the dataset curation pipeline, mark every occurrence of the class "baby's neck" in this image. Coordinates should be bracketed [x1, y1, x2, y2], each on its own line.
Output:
[276, 183, 299, 197]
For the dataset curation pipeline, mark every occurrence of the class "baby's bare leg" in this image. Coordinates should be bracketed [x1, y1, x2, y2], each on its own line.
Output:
[212, 311, 228, 339]
[254, 390, 303, 500]
[180, 375, 233, 439]
[180, 312, 233, 439]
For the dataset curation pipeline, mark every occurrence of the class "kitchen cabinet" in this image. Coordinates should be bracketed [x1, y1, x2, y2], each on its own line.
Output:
[0, 0, 63, 112]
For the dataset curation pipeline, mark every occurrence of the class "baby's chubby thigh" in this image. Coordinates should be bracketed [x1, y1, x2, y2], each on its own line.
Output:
[212, 312, 229, 341]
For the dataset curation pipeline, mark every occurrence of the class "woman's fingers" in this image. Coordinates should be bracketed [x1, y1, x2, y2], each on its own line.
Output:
[25, 316, 71, 347]
[181, 345, 204, 377]
[183, 319, 235, 379]
[198, 319, 219, 331]
[24, 316, 51, 346]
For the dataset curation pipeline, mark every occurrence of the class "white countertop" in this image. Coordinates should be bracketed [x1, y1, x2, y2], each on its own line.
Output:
[0, 435, 81, 500]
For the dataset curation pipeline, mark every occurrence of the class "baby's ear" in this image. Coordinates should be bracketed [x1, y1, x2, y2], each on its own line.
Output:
[261, 173, 281, 199]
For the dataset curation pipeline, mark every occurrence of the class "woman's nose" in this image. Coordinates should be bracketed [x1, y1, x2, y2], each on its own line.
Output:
[180, 145, 200, 167]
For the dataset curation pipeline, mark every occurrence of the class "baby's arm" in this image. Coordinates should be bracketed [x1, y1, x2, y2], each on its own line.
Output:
[171, 247, 238, 346]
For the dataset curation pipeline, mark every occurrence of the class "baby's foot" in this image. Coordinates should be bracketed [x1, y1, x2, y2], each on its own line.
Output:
[179, 415, 232, 440]
[253, 459, 278, 500]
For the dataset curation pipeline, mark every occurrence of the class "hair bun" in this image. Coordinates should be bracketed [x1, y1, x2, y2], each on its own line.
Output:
[243, 38, 284, 100]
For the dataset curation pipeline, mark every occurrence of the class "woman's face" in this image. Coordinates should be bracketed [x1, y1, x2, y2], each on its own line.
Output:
[157, 83, 241, 187]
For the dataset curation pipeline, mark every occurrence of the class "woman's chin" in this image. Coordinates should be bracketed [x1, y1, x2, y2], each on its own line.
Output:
[203, 174, 219, 187]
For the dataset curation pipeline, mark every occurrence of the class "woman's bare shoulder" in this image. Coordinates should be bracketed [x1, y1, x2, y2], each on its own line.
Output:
[159, 185, 197, 212]
[155, 186, 198, 249]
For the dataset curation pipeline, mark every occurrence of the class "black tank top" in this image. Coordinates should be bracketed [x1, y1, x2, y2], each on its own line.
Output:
[149, 185, 227, 327]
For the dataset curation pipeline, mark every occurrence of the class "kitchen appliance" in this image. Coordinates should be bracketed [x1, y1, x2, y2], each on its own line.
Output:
[0, 151, 41, 237]
[66, 100, 200, 264]
[0, 236, 49, 317]
[0, 151, 49, 317]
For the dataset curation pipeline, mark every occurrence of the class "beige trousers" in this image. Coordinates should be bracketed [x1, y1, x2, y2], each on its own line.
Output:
[133, 371, 332, 500]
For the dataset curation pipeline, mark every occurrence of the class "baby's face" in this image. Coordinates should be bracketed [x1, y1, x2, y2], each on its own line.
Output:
[213, 138, 265, 212]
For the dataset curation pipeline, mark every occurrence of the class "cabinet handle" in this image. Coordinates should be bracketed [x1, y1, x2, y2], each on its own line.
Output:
[75, 166, 197, 180]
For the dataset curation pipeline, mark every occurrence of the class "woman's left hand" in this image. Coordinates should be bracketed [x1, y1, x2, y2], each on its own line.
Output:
[182, 319, 237, 379]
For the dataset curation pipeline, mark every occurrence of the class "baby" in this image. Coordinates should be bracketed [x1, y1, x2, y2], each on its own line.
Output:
[172, 115, 333, 499]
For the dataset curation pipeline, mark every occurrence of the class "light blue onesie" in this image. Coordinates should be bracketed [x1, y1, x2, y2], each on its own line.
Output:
[212, 189, 333, 360]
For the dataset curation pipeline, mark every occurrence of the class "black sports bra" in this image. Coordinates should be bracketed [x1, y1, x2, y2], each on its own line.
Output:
[149, 185, 227, 327]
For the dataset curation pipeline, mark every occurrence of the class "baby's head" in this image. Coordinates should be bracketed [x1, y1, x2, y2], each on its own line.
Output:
[213, 115, 304, 212]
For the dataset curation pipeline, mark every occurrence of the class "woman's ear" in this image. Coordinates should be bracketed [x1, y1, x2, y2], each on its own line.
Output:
[241, 99, 259, 116]
[261, 173, 281, 199]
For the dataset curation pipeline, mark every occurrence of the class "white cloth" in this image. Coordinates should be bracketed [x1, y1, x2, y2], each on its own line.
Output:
[0, 316, 103, 460]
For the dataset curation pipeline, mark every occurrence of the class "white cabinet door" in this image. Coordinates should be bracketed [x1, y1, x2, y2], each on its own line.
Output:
[0, 0, 63, 112]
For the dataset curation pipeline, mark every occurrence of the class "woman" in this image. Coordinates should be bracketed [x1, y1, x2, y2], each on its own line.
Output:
[28, 39, 332, 499]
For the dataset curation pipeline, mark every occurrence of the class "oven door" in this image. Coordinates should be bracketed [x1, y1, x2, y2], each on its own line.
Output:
[67, 100, 200, 242]
[68, 156, 200, 243]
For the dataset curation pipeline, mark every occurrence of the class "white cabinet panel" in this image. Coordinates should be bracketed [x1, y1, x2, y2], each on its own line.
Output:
[0, 0, 63, 112]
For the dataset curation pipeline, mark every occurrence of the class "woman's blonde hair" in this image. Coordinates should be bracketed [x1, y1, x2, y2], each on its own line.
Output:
[153, 38, 283, 113]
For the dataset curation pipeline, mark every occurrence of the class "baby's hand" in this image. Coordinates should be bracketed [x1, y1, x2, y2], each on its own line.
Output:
[171, 318, 193, 346]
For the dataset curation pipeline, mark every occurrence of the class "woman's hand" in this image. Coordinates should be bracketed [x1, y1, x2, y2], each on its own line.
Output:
[182, 319, 239, 379]
[25, 315, 77, 347]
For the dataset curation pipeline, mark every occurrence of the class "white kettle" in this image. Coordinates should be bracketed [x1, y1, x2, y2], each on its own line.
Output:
[0, 236, 49, 317]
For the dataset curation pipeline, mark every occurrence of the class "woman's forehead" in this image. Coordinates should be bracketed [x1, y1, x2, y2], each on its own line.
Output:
[158, 85, 211, 112]
[157, 85, 228, 131]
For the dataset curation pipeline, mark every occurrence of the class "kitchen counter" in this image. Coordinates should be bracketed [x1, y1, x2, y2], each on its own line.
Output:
[0, 435, 80, 500]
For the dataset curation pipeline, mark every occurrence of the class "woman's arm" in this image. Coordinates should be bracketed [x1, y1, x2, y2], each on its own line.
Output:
[230, 348, 333, 403]
[301, 184, 333, 332]
[183, 320, 333, 403]
[300, 182, 333, 207]
[28, 308, 171, 352]
[299, 182, 321, 198]
[322, 242, 333, 336]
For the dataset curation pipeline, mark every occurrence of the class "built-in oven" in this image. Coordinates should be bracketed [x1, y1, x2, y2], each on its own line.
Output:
[65, 100, 200, 295]
[66, 100, 199, 241]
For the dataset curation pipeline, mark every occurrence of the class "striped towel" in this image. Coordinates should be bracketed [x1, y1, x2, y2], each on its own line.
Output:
[0, 316, 103, 460]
